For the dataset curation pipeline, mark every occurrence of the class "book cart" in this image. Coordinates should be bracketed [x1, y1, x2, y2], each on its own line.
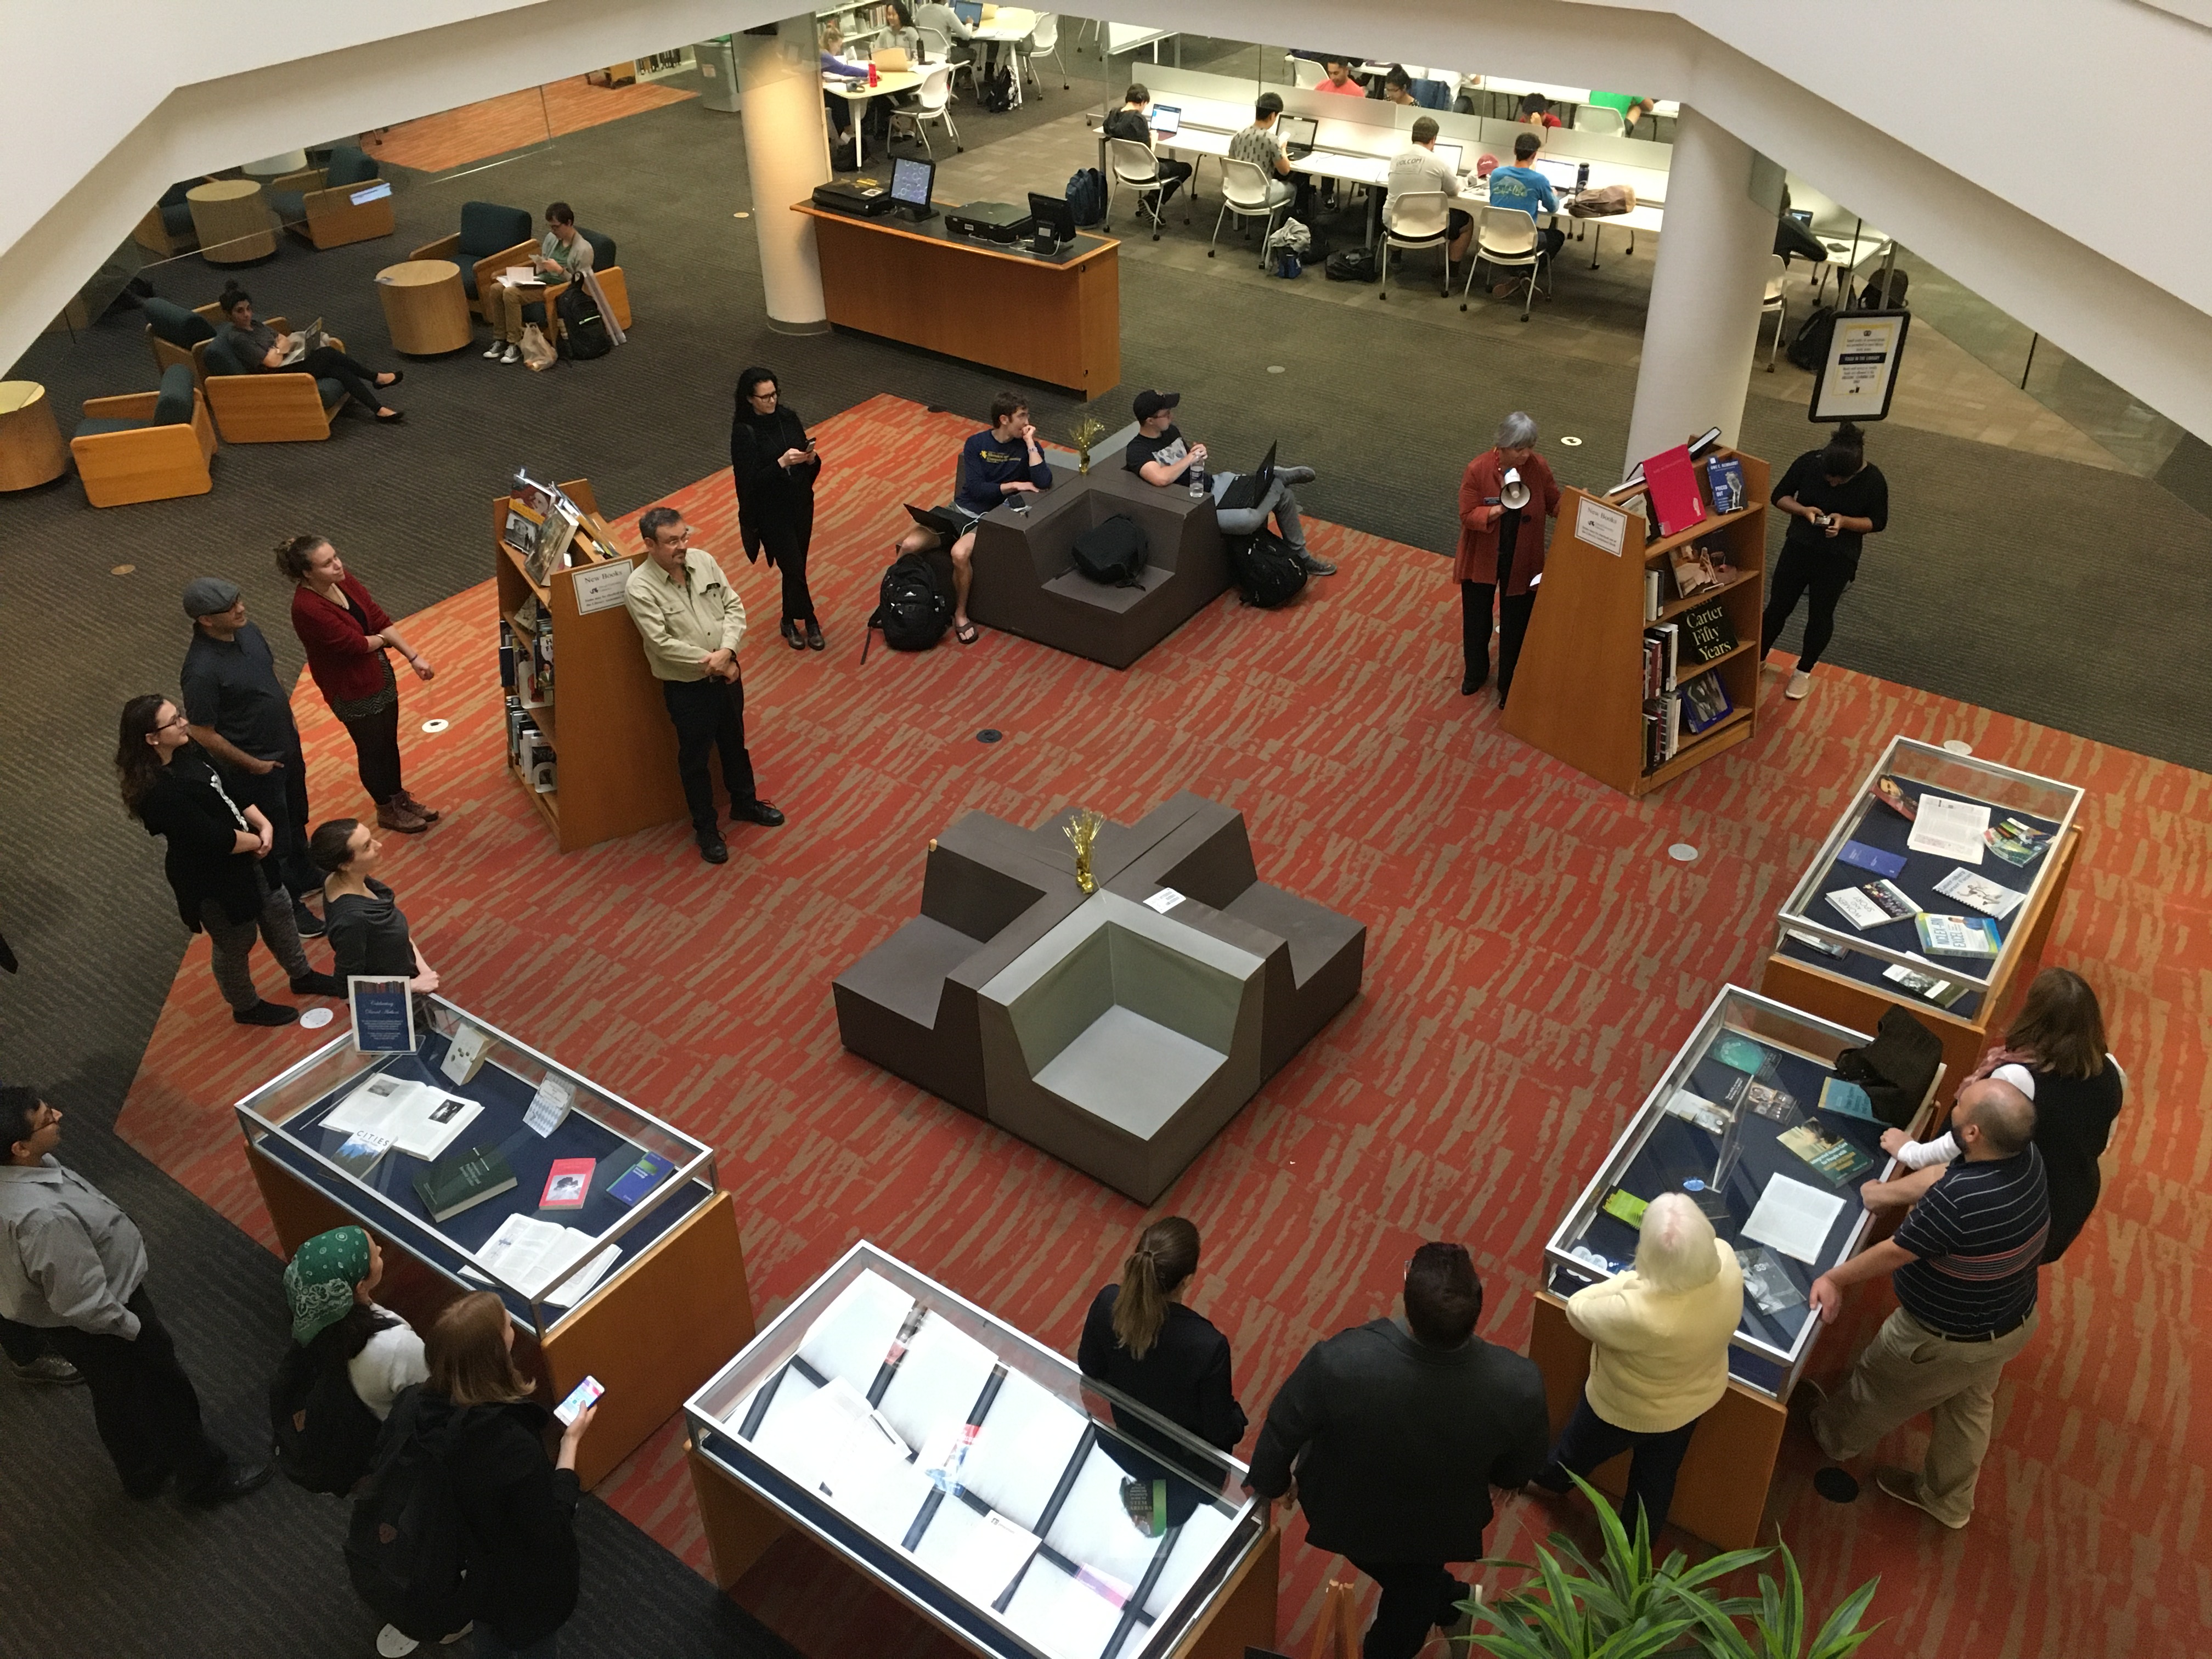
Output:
[1532, 986, 1940, 1549]
[1503, 448, 1770, 796]
[1759, 736, 2084, 1098]
[236, 995, 754, 1488]
[493, 475, 689, 851]
[684, 1243, 1281, 1659]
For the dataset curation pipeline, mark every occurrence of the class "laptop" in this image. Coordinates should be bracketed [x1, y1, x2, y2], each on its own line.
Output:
[872, 46, 911, 71]
[904, 503, 968, 541]
[1150, 103, 1182, 136]
[952, 0, 983, 23]
[1532, 156, 1579, 191]
[276, 319, 328, 364]
[1432, 141, 1463, 175]
[1215, 442, 1277, 512]
[1277, 115, 1318, 160]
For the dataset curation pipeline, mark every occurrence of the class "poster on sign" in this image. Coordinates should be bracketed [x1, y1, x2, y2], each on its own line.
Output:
[1812, 310, 1911, 422]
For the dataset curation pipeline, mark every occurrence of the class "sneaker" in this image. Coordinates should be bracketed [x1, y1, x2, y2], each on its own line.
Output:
[1786, 669, 1813, 700]
[376, 800, 428, 834]
[500, 345, 521, 365]
[292, 903, 326, 939]
[1874, 1465, 1966, 1529]
[396, 789, 440, 823]
[289, 970, 345, 998]
[483, 342, 506, 360]
[1294, 549, 1337, 577]
[1279, 464, 1317, 484]
[8, 1353, 83, 1385]
[233, 1000, 300, 1028]
[377, 1627, 420, 1657]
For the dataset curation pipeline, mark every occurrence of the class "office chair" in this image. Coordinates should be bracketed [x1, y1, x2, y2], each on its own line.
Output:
[1379, 191, 1454, 300]
[1210, 159, 1289, 270]
[1464, 205, 1548, 321]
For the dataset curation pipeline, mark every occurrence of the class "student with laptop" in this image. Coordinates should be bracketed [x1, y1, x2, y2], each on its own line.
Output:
[863, 2, 924, 145]
[915, 0, 975, 71]
[1482, 131, 1567, 295]
[1386, 116, 1473, 268]
[885, 392, 1051, 646]
[1229, 93, 1312, 221]
[1123, 391, 1334, 577]
[213, 282, 404, 424]
[1103, 84, 1194, 211]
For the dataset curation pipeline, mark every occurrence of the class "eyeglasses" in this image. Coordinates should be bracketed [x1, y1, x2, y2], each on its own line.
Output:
[157, 713, 191, 731]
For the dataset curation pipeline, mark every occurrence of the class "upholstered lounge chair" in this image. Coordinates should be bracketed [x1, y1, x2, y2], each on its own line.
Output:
[71, 364, 218, 507]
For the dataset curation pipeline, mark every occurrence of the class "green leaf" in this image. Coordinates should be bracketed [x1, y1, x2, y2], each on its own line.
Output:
[1805, 1575, 1883, 1659]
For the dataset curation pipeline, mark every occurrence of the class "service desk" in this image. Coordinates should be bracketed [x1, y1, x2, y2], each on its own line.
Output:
[795, 202, 1120, 395]
[236, 995, 754, 1488]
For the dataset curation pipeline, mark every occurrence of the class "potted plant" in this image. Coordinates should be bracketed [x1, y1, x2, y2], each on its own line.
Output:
[1068, 415, 1107, 473]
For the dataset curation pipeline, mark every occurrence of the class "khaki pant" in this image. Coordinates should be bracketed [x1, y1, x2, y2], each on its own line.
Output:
[493, 283, 546, 345]
[1813, 1303, 2036, 1527]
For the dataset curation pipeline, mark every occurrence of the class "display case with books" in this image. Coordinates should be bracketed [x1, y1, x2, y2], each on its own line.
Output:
[684, 1243, 1279, 1659]
[236, 995, 753, 1486]
[1528, 985, 1940, 1550]
[1760, 735, 2084, 1088]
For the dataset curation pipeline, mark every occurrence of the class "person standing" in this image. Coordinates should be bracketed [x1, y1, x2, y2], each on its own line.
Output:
[624, 507, 785, 865]
[312, 819, 440, 993]
[1455, 411, 1561, 704]
[1527, 1193, 1743, 1538]
[729, 368, 826, 652]
[117, 694, 341, 1027]
[1759, 422, 1887, 701]
[280, 535, 439, 834]
[1245, 1243, 1548, 1659]
[1808, 1077, 2046, 1529]
[1078, 1217, 1248, 1453]
[179, 575, 324, 939]
[0, 1087, 271, 1504]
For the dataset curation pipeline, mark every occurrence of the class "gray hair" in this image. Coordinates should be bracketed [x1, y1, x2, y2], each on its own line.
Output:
[1495, 411, 1538, 450]
[1633, 1193, 1721, 1294]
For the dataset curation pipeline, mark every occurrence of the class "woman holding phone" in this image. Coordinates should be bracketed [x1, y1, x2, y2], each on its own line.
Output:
[729, 366, 826, 651]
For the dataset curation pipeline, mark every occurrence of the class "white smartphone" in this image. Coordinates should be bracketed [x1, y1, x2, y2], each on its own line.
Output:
[555, 1374, 605, 1426]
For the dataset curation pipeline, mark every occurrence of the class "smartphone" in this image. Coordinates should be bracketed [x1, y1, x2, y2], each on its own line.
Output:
[555, 1374, 604, 1426]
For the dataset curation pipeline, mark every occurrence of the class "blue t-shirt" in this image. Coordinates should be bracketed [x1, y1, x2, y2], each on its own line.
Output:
[954, 427, 1051, 517]
[1892, 1145, 2049, 1338]
[1485, 166, 1558, 225]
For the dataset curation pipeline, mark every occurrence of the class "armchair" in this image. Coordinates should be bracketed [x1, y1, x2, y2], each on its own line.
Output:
[70, 364, 217, 507]
[132, 180, 211, 257]
[143, 297, 218, 385]
[200, 329, 351, 443]
[276, 148, 394, 250]
[410, 201, 535, 321]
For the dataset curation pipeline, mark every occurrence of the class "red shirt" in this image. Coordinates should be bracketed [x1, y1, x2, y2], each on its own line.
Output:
[290, 574, 396, 704]
[1315, 77, 1366, 95]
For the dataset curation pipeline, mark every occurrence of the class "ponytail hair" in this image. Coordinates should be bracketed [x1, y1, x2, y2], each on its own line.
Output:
[1109, 1216, 1200, 1361]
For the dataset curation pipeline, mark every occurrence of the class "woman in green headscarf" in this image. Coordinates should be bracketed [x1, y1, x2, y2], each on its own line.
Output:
[280, 1226, 428, 1422]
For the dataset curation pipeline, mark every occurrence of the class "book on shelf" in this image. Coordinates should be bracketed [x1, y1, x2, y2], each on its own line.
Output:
[502, 507, 539, 562]
[1677, 671, 1733, 736]
[1641, 623, 1680, 692]
[1705, 456, 1747, 514]
[1668, 542, 1726, 600]
[413, 1144, 518, 1223]
[1676, 599, 1737, 665]
[538, 501, 582, 571]
[498, 620, 517, 691]
[1643, 443, 1706, 537]
[1914, 912, 2002, 957]
[1643, 568, 1661, 623]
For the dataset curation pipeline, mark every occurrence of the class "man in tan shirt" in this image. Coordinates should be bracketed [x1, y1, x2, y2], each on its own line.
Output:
[623, 506, 785, 864]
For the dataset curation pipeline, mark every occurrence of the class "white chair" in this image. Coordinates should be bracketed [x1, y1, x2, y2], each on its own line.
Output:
[889, 65, 962, 156]
[1463, 204, 1545, 320]
[1020, 13, 1066, 93]
[1210, 156, 1288, 269]
[1378, 190, 1453, 300]
[1107, 137, 1169, 239]
[1573, 104, 1626, 136]
[1759, 253, 1788, 370]
[1290, 58, 1325, 89]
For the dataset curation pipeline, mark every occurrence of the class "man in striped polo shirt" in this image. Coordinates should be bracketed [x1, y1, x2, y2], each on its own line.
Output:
[1803, 1077, 2047, 1528]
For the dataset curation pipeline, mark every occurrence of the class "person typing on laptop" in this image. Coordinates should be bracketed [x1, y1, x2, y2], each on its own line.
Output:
[1481, 131, 1567, 294]
[1124, 391, 1333, 577]
[1387, 117, 1473, 268]
[1229, 93, 1313, 221]
[215, 282, 404, 424]
[1104, 84, 1194, 212]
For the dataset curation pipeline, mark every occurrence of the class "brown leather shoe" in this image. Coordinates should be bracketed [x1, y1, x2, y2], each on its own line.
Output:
[377, 799, 428, 834]
[397, 789, 440, 823]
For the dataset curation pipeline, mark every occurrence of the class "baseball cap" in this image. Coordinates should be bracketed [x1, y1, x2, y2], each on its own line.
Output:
[182, 576, 242, 618]
[1132, 390, 1181, 420]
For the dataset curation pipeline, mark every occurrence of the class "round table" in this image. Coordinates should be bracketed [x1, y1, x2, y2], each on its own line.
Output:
[244, 149, 309, 177]
[188, 179, 277, 263]
[0, 382, 69, 491]
[375, 259, 475, 355]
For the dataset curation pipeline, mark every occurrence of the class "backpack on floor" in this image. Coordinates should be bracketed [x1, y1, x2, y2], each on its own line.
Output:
[1070, 513, 1148, 586]
[1066, 167, 1107, 228]
[865, 549, 954, 659]
[980, 64, 1015, 112]
[270, 1345, 383, 1497]
[344, 1388, 471, 1643]
[1226, 528, 1307, 609]
[1325, 247, 1378, 283]
[1857, 268, 1910, 310]
[1786, 304, 1838, 371]
[556, 284, 612, 360]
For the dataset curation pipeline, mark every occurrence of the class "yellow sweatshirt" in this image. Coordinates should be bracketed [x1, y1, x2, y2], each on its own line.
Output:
[1565, 1239, 1745, 1434]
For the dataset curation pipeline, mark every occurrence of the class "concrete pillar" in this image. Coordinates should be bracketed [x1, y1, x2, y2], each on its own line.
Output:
[736, 19, 831, 334]
[1623, 106, 1785, 467]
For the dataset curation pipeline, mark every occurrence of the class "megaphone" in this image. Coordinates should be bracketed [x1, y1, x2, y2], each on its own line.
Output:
[1500, 468, 1532, 511]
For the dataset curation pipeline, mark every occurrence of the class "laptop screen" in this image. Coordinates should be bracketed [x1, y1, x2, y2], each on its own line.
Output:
[1532, 156, 1579, 190]
[952, 1, 982, 22]
[891, 156, 935, 207]
[1432, 142, 1462, 174]
[1277, 115, 1318, 150]
[1149, 103, 1181, 134]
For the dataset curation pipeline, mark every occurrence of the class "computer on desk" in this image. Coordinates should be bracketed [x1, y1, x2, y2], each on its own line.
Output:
[1026, 191, 1078, 252]
[1150, 103, 1182, 136]
[891, 156, 936, 221]
[952, 0, 983, 23]
[1432, 141, 1462, 175]
[1276, 115, 1318, 159]
[1531, 156, 1579, 192]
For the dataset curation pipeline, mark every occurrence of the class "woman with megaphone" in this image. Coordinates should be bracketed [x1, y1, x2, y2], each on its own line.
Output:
[1455, 411, 1562, 706]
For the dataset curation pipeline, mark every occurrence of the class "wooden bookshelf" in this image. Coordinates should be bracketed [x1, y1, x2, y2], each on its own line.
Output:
[1503, 448, 1771, 797]
[492, 478, 689, 851]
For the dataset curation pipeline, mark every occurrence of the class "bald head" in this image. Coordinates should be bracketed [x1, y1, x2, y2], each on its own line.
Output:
[1957, 1077, 2035, 1159]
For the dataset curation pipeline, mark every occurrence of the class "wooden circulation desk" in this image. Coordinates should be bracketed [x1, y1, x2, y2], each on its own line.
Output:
[793, 202, 1120, 395]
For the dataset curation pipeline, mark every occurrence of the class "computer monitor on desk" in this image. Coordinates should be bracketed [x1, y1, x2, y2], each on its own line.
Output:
[1150, 103, 1181, 136]
[1027, 191, 1078, 249]
[1276, 114, 1318, 157]
[890, 156, 936, 219]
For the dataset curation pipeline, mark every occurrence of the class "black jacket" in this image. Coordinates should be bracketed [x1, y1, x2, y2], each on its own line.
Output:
[138, 745, 262, 928]
[1248, 1318, 1548, 1561]
[414, 1392, 580, 1646]
[2035, 1061, 2125, 1261]
[1077, 1286, 1248, 1451]
[729, 404, 821, 564]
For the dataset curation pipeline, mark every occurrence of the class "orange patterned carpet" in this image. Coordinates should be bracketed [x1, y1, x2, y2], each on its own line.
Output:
[366, 76, 697, 174]
[118, 394, 2211, 1658]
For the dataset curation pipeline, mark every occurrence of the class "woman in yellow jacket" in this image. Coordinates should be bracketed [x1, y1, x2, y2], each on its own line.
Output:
[1530, 1192, 1743, 1537]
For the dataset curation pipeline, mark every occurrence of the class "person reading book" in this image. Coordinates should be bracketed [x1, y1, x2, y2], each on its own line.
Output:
[311, 818, 438, 992]
[485, 202, 596, 366]
[1759, 422, 1887, 701]
[1454, 411, 1561, 703]
[215, 282, 404, 423]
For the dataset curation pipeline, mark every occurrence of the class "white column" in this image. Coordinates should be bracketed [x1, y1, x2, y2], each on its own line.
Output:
[1623, 106, 1783, 466]
[736, 19, 831, 334]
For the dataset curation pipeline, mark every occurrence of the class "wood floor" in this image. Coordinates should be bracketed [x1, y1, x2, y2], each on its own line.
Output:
[366, 75, 697, 174]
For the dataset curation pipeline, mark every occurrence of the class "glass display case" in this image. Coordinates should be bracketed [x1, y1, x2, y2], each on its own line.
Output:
[235, 995, 716, 1340]
[1542, 986, 1934, 1400]
[685, 1243, 1268, 1659]
[1770, 736, 2083, 1021]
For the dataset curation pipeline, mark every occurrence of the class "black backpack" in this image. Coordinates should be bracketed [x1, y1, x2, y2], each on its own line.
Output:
[1325, 247, 1378, 283]
[345, 1387, 472, 1642]
[1226, 529, 1307, 608]
[1857, 268, 1909, 309]
[1786, 304, 1837, 371]
[980, 65, 1015, 112]
[1070, 514, 1147, 586]
[1065, 168, 1107, 228]
[865, 549, 953, 659]
[556, 284, 612, 360]
[270, 1344, 383, 1496]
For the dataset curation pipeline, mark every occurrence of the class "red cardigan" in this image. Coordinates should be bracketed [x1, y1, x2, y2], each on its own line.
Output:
[1454, 449, 1561, 591]
[291, 574, 395, 704]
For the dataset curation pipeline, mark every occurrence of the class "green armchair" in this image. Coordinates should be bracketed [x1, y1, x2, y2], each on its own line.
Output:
[409, 201, 536, 323]
[201, 330, 350, 443]
[71, 364, 218, 507]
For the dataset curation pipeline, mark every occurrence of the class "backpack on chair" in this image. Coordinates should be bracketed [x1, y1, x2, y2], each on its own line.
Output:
[865, 550, 954, 659]
[1224, 528, 1308, 609]
[1070, 514, 1147, 586]
[555, 284, 612, 360]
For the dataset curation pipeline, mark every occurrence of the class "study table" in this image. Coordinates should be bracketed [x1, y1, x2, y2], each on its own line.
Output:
[794, 200, 1120, 394]
[966, 6, 1037, 108]
[823, 67, 927, 170]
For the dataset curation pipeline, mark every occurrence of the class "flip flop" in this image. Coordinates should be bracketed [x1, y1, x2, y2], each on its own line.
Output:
[956, 621, 979, 645]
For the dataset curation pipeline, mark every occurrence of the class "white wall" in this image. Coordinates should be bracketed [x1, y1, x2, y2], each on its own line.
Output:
[7, 0, 2212, 442]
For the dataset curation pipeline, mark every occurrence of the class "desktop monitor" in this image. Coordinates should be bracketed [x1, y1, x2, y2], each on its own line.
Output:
[1027, 191, 1078, 245]
[1432, 142, 1463, 174]
[1150, 103, 1182, 135]
[891, 156, 935, 209]
[1276, 114, 1318, 150]
[952, 0, 983, 23]
[1532, 156, 1579, 191]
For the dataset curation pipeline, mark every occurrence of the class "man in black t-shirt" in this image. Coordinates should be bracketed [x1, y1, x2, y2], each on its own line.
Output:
[1102, 84, 1193, 212]
[1758, 424, 1888, 702]
[1123, 390, 1333, 575]
[1805, 1078, 2046, 1530]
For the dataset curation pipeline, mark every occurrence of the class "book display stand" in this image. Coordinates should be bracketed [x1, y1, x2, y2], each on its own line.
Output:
[1532, 986, 1940, 1549]
[684, 1241, 1281, 1659]
[493, 475, 689, 852]
[236, 995, 754, 1488]
[1503, 448, 1770, 796]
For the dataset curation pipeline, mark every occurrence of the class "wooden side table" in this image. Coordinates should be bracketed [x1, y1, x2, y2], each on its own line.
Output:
[0, 382, 69, 490]
[188, 179, 276, 263]
[375, 259, 474, 354]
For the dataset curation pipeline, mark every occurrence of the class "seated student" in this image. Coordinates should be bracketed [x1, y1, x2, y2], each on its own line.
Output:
[215, 283, 403, 424]
[1380, 66, 1419, 106]
[820, 21, 872, 156]
[890, 391, 1050, 645]
[1123, 389, 1333, 577]
[1587, 91, 1657, 134]
[1482, 130, 1567, 294]
[1387, 116, 1473, 267]
[1517, 91, 1562, 129]
[485, 201, 595, 365]
[1316, 59, 1366, 95]
[1103, 84, 1194, 210]
[915, 0, 975, 64]
[1229, 92, 1309, 219]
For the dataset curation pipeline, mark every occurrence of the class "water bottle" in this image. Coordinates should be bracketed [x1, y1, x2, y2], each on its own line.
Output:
[1187, 461, 1205, 501]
